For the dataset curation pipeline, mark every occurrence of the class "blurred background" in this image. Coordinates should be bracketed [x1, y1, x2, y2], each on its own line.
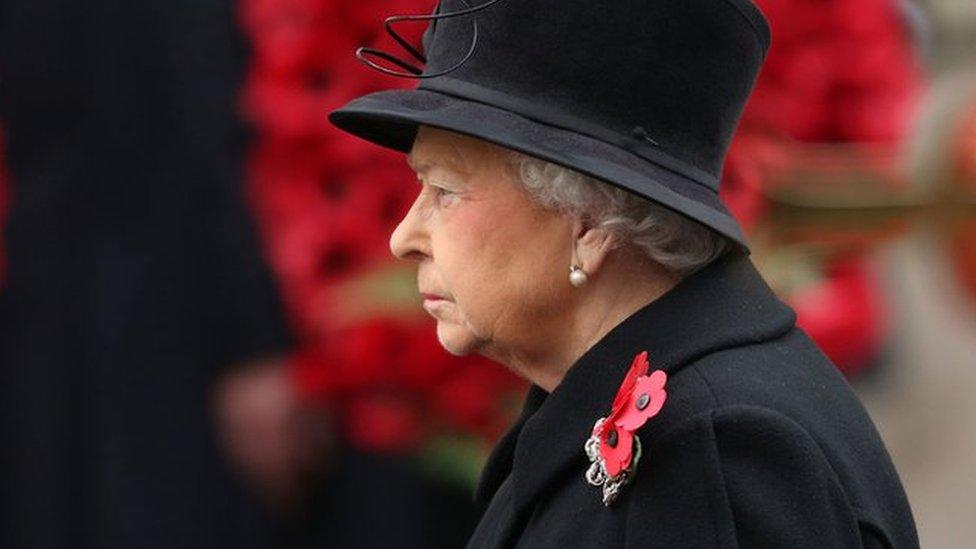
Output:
[0, 0, 973, 547]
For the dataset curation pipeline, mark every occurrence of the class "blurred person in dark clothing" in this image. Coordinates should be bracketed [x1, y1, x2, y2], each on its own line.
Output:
[0, 1, 292, 547]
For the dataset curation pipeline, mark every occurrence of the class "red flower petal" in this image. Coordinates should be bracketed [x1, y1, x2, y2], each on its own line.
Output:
[599, 426, 634, 478]
[616, 370, 668, 432]
[611, 351, 649, 414]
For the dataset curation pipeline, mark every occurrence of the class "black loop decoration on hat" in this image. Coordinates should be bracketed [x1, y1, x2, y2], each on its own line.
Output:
[355, 0, 506, 79]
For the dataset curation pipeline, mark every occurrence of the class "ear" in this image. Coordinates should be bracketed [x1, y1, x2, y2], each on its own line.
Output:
[573, 217, 619, 277]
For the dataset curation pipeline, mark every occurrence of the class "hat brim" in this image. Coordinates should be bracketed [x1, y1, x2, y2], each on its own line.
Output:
[329, 88, 749, 251]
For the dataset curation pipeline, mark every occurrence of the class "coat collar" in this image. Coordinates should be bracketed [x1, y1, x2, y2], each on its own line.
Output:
[473, 252, 797, 509]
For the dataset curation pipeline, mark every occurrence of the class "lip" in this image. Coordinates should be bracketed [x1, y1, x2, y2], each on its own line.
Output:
[421, 293, 446, 302]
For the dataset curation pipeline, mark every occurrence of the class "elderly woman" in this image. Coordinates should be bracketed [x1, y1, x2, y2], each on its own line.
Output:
[329, 0, 918, 547]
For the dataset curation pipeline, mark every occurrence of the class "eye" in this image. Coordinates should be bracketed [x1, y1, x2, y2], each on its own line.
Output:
[420, 176, 460, 208]
[432, 185, 459, 207]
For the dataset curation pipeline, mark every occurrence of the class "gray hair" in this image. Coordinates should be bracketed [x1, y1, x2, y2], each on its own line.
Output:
[507, 151, 730, 275]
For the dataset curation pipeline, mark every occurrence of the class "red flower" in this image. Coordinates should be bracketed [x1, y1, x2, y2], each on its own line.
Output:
[791, 256, 885, 377]
[345, 392, 425, 454]
[618, 371, 668, 431]
[593, 351, 668, 477]
[746, 0, 923, 143]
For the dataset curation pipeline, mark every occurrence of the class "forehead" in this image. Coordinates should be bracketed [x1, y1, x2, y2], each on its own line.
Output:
[406, 127, 480, 174]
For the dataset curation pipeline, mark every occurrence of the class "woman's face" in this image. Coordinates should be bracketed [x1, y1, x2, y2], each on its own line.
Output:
[390, 126, 575, 359]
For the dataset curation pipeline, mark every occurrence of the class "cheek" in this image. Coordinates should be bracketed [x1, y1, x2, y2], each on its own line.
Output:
[432, 204, 500, 298]
[433, 199, 569, 327]
[487, 201, 569, 292]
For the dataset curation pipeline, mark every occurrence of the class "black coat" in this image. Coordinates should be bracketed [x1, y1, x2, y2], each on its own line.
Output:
[467, 253, 918, 549]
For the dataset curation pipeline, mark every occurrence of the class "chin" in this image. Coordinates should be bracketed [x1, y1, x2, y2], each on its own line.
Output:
[435, 322, 482, 357]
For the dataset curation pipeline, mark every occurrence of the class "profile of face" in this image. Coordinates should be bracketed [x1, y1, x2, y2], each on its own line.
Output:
[389, 126, 577, 361]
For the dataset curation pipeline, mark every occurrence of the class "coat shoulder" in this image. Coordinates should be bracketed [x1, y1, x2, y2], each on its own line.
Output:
[624, 404, 863, 548]
[628, 328, 918, 549]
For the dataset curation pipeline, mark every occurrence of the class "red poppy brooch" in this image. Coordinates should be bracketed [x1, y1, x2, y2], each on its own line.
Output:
[584, 351, 667, 506]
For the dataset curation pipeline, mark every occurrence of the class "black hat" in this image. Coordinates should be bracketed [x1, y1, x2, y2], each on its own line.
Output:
[328, 0, 771, 251]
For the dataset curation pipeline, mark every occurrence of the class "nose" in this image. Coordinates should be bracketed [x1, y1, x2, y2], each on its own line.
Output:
[389, 192, 430, 262]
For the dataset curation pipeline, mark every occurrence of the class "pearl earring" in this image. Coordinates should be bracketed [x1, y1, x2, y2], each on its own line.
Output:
[569, 265, 588, 287]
